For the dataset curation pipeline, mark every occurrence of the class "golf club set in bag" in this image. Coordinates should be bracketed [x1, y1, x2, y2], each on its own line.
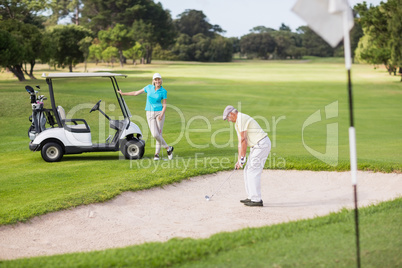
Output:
[25, 85, 56, 141]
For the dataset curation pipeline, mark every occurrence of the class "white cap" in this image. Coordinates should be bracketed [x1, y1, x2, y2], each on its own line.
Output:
[153, 73, 162, 80]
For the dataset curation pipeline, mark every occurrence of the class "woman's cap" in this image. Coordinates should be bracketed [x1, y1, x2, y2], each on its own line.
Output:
[153, 73, 162, 80]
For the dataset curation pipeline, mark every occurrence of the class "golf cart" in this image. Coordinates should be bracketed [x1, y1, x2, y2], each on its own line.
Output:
[26, 72, 145, 162]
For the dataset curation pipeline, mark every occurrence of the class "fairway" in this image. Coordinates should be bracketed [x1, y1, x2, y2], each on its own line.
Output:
[0, 59, 401, 266]
[0, 59, 400, 224]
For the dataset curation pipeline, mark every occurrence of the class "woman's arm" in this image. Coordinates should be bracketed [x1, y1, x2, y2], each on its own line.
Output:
[158, 99, 167, 121]
[118, 88, 145, 96]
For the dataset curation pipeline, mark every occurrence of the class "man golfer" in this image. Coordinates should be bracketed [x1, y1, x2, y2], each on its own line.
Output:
[223, 105, 271, 207]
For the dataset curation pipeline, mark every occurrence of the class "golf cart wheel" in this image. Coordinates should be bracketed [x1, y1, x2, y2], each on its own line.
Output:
[122, 139, 144, 160]
[41, 142, 64, 162]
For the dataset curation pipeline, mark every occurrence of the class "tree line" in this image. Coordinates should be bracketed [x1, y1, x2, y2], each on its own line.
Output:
[0, 0, 400, 81]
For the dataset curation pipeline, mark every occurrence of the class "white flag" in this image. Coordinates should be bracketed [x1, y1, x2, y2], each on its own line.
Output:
[292, 0, 354, 48]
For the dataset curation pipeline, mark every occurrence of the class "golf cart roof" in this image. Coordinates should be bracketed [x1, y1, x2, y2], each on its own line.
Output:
[41, 72, 127, 78]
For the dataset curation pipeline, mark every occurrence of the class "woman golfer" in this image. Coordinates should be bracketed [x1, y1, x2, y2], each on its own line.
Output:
[118, 73, 174, 160]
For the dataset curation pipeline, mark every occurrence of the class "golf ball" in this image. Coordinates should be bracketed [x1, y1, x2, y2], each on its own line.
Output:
[205, 195, 210, 201]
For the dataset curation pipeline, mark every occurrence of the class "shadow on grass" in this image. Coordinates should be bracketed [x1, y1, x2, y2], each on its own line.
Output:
[61, 155, 123, 162]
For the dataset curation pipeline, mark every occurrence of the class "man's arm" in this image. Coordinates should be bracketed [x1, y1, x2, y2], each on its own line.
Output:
[236, 130, 247, 169]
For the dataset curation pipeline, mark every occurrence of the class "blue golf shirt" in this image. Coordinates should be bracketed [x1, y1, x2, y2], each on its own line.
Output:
[144, 84, 167, 111]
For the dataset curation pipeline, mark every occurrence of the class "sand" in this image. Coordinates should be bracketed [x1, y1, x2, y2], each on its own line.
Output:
[0, 169, 401, 260]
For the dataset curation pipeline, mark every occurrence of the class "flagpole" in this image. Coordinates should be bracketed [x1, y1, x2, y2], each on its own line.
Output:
[292, 0, 361, 265]
[343, 8, 361, 268]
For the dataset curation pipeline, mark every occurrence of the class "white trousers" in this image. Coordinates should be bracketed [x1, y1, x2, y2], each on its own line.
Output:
[244, 136, 271, 202]
[146, 111, 168, 155]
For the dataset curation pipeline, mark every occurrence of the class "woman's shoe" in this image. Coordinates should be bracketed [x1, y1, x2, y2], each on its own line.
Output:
[167, 146, 174, 160]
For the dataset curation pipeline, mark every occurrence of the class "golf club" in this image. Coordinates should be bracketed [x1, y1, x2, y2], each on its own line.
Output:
[205, 168, 236, 201]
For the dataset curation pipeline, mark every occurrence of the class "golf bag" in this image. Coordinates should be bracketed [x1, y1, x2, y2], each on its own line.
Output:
[25, 85, 55, 141]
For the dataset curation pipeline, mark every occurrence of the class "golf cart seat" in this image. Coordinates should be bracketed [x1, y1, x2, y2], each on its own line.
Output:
[57, 106, 90, 133]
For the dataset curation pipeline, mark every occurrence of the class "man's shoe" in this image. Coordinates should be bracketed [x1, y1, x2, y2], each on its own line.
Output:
[154, 154, 160, 161]
[244, 200, 263, 207]
[167, 146, 174, 160]
[240, 198, 251, 203]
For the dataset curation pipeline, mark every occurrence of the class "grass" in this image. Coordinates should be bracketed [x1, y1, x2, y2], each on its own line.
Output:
[0, 59, 400, 265]
[1, 197, 401, 267]
[0, 59, 401, 226]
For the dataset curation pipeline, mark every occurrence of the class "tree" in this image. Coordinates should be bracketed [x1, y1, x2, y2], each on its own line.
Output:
[209, 35, 233, 62]
[271, 25, 305, 59]
[151, 43, 177, 61]
[350, 10, 364, 61]
[0, 29, 25, 81]
[110, 24, 132, 66]
[50, 25, 93, 72]
[78, 36, 93, 71]
[80, 0, 146, 33]
[272, 31, 297, 59]
[123, 42, 145, 64]
[297, 26, 334, 57]
[0, 1, 49, 80]
[88, 40, 103, 65]
[68, 0, 82, 25]
[174, 9, 226, 38]
[385, 0, 402, 71]
[80, 0, 176, 64]
[170, 33, 193, 61]
[240, 32, 276, 59]
[279, 23, 291, 32]
[101, 46, 119, 67]
[211, 24, 225, 34]
[243, 23, 306, 60]
[171, 9, 231, 62]
[175, 9, 214, 38]
[249, 26, 276, 34]
[98, 24, 132, 67]
[130, 2, 176, 64]
[39, 31, 56, 67]
[47, 0, 82, 26]
[0, 0, 48, 27]
[130, 20, 154, 64]
[0, 19, 44, 80]
[192, 33, 211, 61]
[354, 0, 402, 75]
[229, 37, 240, 55]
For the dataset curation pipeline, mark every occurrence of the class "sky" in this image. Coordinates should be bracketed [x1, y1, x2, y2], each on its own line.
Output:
[157, 0, 383, 38]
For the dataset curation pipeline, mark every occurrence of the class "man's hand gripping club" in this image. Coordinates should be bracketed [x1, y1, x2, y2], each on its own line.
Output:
[235, 156, 247, 169]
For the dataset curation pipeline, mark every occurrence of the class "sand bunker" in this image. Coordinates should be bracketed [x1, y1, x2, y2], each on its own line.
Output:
[0, 170, 401, 260]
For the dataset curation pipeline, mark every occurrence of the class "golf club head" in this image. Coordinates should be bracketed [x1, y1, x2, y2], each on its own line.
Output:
[25, 85, 34, 94]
